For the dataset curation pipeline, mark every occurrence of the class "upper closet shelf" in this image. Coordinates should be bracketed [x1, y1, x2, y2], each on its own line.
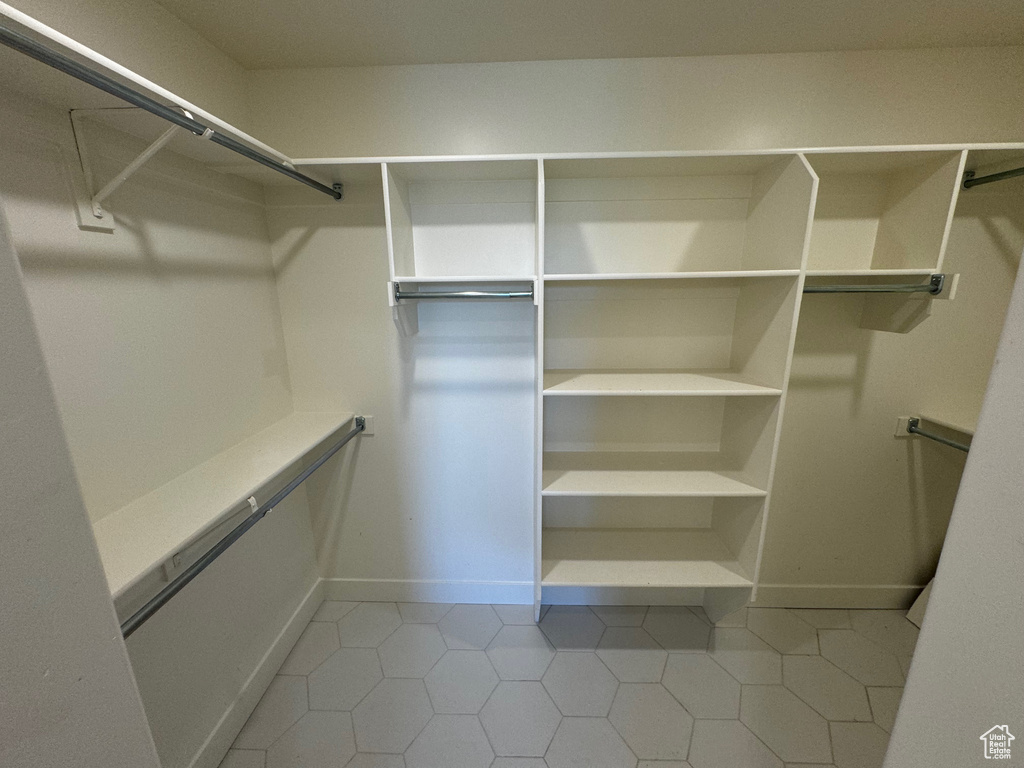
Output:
[92, 411, 354, 602]
[805, 268, 937, 277]
[394, 275, 536, 283]
[545, 270, 800, 281]
[543, 370, 782, 397]
[0, 5, 339, 192]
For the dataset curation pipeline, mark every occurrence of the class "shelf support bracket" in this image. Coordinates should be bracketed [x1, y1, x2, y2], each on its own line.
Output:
[88, 124, 180, 216]
[69, 108, 186, 230]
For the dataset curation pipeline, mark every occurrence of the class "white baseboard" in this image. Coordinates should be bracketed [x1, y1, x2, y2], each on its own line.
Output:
[754, 583, 924, 609]
[321, 579, 921, 609]
[188, 578, 324, 768]
[323, 577, 533, 604]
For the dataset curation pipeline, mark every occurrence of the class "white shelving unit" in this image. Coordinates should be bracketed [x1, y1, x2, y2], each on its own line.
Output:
[537, 154, 817, 618]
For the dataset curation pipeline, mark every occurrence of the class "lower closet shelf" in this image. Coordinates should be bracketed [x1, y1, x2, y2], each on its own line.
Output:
[542, 469, 766, 497]
[542, 529, 753, 588]
[91, 410, 355, 600]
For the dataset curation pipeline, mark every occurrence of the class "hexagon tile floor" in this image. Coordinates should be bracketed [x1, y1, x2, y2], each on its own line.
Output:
[220, 602, 919, 768]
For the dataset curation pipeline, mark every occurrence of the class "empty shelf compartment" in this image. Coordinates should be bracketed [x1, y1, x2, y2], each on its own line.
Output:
[544, 276, 800, 391]
[542, 528, 753, 588]
[543, 154, 816, 276]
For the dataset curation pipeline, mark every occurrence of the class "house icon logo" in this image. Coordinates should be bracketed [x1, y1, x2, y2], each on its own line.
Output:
[980, 725, 1015, 759]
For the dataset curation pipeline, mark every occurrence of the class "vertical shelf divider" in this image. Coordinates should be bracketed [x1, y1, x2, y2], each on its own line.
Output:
[743, 154, 819, 614]
[534, 159, 546, 620]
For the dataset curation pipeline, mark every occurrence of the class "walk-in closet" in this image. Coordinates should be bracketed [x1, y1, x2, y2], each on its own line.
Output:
[2, 3, 1023, 768]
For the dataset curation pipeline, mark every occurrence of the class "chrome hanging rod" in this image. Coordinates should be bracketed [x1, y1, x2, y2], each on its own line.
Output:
[906, 418, 970, 453]
[0, 23, 343, 201]
[121, 417, 365, 638]
[804, 274, 945, 295]
[394, 284, 534, 302]
[963, 167, 1024, 189]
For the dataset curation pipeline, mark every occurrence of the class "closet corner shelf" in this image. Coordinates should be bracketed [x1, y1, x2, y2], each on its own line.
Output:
[541, 468, 766, 498]
[91, 411, 355, 600]
[544, 269, 800, 281]
[543, 370, 782, 397]
[541, 528, 753, 589]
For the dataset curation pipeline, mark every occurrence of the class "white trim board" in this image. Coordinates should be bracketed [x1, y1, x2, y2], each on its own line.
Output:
[189, 578, 323, 768]
[323, 578, 535, 605]
[295, 142, 1024, 167]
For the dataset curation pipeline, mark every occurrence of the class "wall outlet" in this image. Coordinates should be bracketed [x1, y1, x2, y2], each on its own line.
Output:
[361, 415, 374, 435]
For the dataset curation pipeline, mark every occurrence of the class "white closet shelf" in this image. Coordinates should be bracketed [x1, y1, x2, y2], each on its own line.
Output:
[541, 528, 753, 588]
[916, 413, 976, 436]
[544, 270, 800, 281]
[543, 369, 782, 397]
[806, 268, 938, 277]
[542, 468, 766, 497]
[393, 275, 536, 283]
[92, 411, 355, 600]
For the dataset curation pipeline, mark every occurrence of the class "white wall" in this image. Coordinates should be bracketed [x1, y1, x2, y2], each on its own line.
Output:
[758, 175, 1024, 605]
[0, 174, 159, 768]
[0, 85, 323, 768]
[246, 47, 1024, 158]
[0, 87, 292, 522]
[883, 244, 1024, 767]
[267, 183, 535, 601]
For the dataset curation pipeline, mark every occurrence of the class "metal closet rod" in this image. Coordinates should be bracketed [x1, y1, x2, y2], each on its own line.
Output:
[963, 167, 1024, 189]
[394, 284, 535, 301]
[805, 274, 945, 295]
[907, 418, 970, 453]
[0, 24, 342, 201]
[120, 417, 365, 639]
